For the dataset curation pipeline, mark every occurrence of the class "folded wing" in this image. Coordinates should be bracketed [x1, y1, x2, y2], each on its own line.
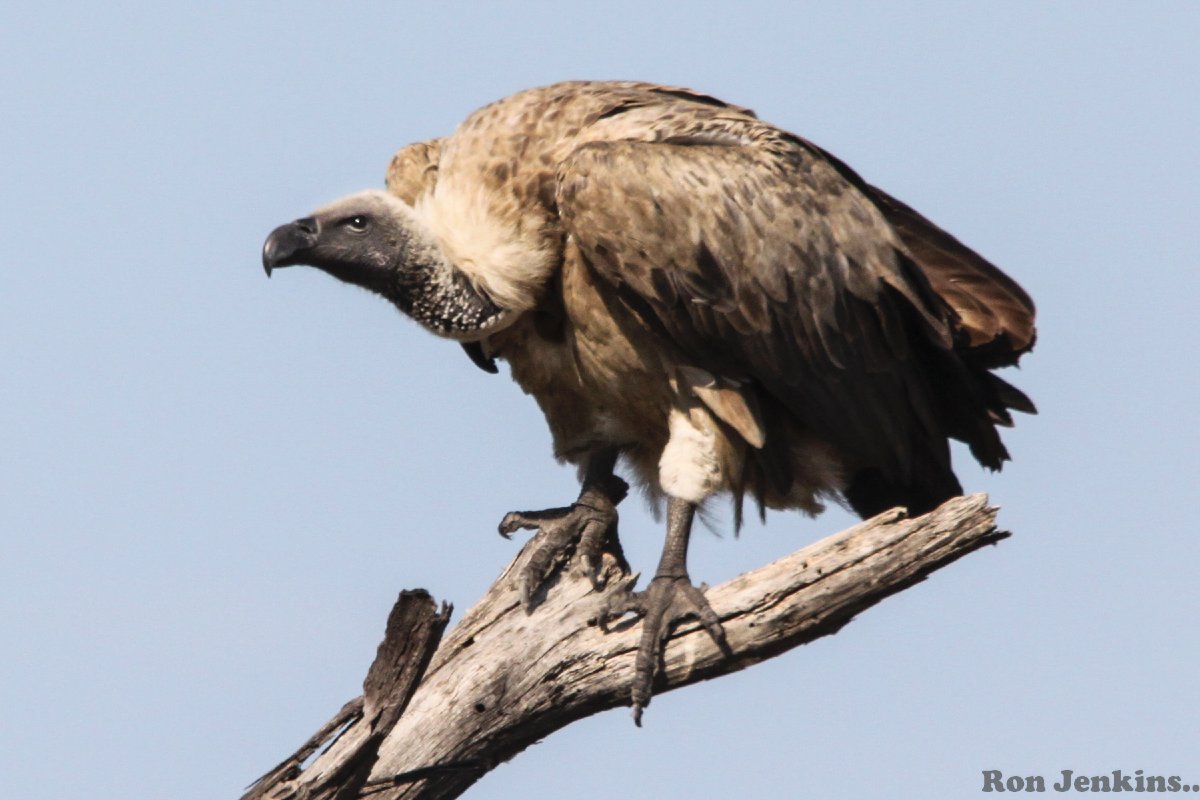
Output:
[556, 124, 1032, 514]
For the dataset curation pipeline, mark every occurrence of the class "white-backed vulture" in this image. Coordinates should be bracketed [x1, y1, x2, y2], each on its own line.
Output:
[262, 80, 1036, 723]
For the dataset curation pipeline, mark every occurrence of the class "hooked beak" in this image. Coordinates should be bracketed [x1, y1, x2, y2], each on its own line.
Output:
[262, 217, 319, 277]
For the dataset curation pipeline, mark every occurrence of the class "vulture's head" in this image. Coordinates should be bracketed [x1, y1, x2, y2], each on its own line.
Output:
[263, 190, 506, 340]
[262, 190, 416, 294]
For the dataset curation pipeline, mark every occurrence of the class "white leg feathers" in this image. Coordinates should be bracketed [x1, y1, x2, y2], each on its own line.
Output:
[658, 406, 723, 504]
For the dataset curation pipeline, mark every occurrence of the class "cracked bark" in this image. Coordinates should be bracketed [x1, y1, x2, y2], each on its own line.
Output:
[242, 493, 1005, 800]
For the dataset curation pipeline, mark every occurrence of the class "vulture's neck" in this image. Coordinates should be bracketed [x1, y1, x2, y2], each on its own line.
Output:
[382, 208, 508, 341]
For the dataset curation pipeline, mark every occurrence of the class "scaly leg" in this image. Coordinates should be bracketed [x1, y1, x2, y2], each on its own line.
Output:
[498, 448, 629, 610]
[597, 497, 727, 725]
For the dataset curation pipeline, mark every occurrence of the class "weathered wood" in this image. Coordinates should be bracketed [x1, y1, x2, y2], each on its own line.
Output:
[244, 590, 451, 800]
[245, 494, 1004, 800]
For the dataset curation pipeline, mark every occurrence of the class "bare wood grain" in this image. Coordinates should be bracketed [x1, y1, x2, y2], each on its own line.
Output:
[244, 494, 1004, 800]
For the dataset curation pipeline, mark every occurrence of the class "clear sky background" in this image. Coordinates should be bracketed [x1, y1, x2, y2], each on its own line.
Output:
[3, 2, 1198, 798]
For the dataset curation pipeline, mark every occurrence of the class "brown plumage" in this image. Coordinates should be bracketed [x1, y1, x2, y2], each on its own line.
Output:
[263, 80, 1036, 720]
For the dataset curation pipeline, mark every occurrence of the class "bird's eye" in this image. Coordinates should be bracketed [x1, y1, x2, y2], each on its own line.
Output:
[345, 215, 369, 232]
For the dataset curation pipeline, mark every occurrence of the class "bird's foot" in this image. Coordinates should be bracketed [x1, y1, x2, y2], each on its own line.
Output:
[499, 478, 628, 610]
[596, 573, 727, 726]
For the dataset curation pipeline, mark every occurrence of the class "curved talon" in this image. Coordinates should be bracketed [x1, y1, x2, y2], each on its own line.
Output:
[497, 514, 520, 539]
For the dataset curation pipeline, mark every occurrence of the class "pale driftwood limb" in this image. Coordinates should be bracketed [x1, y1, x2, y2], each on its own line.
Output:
[244, 493, 1004, 800]
[244, 590, 451, 800]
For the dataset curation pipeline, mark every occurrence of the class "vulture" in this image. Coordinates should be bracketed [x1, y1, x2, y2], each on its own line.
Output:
[263, 80, 1036, 723]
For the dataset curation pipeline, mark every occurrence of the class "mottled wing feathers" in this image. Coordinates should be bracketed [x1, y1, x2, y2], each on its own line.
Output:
[557, 132, 966, 496]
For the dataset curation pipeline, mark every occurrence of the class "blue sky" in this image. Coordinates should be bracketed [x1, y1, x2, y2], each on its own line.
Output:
[2, 3, 1197, 798]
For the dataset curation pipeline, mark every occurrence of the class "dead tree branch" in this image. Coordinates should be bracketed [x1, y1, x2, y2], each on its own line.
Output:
[243, 493, 1004, 800]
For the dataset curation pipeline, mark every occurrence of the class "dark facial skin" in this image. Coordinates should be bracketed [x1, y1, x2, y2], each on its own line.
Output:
[264, 198, 407, 294]
[263, 191, 505, 339]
